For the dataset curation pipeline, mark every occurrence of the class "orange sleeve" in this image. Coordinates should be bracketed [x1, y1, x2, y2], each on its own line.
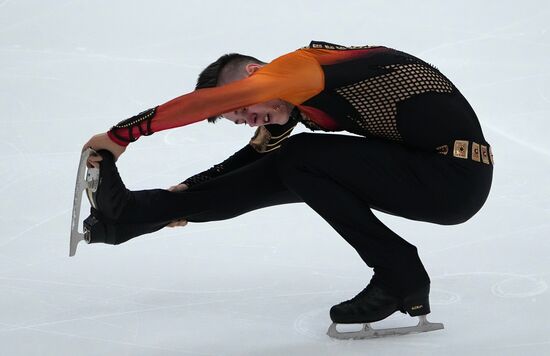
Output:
[153, 49, 324, 131]
[109, 49, 324, 145]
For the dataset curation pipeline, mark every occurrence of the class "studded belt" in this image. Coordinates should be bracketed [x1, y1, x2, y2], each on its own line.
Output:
[436, 140, 494, 165]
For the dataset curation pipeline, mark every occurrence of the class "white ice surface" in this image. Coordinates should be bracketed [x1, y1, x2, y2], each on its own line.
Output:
[1, 0, 549, 355]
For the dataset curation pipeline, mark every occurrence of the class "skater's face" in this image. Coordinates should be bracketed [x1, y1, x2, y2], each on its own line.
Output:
[220, 64, 293, 127]
[222, 99, 293, 127]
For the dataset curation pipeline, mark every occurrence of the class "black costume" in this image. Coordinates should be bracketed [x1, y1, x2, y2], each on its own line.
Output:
[87, 41, 493, 306]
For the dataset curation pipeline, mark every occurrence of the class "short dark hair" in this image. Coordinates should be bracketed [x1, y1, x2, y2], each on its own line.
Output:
[196, 53, 265, 123]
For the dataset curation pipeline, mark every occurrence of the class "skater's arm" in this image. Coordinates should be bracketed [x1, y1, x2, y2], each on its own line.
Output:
[82, 50, 320, 159]
[181, 117, 297, 188]
[106, 50, 322, 147]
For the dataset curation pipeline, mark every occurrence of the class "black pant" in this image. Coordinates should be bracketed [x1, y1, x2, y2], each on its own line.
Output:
[105, 133, 493, 296]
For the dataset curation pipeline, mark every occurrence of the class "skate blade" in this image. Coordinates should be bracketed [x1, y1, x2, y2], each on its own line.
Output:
[327, 315, 444, 340]
[85, 166, 100, 209]
[69, 148, 97, 257]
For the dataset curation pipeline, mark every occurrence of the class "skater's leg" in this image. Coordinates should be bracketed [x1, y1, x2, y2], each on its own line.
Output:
[91, 149, 300, 227]
[276, 133, 492, 298]
[116, 151, 300, 224]
[85, 150, 300, 244]
[84, 211, 169, 245]
[278, 146, 429, 295]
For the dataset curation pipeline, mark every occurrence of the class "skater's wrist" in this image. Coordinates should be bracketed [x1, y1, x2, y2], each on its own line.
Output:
[107, 131, 130, 147]
[107, 107, 158, 146]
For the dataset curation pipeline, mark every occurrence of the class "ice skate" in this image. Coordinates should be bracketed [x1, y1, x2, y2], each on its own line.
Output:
[327, 284, 444, 340]
[69, 149, 130, 256]
[69, 148, 99, 256]
[84, 149, 131, 221]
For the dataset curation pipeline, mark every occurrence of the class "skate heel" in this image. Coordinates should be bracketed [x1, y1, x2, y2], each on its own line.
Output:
[402, 285, 431, 316]
[84, 214, 119, 245]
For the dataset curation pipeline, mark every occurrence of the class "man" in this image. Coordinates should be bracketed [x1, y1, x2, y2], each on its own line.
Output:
[80, 41, 493, 338]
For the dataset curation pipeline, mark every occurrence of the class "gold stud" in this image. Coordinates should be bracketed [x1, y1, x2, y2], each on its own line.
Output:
[472, 142, 480, 162]
[453, 140, 469, 159]
[481, 145, 490, 164]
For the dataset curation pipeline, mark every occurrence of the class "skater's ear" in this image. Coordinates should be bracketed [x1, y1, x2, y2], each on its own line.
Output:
[245, 63, 263, 76]
[195, 53, 266, 123]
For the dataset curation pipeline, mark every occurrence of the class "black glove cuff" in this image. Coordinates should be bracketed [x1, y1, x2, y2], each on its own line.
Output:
[110, 106, 158, 143]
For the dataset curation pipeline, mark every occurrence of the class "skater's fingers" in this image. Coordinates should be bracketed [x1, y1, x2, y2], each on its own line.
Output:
[168, 183, 189, 192]
[174, 220, 188, 227]
[88, 150, 101, 158]
[167, 219, 188, 228]
[172, 184, 188, 192]
[86, 154, 103, 168]
[175, 219, 187, 227]
[90, 159, 102, 166]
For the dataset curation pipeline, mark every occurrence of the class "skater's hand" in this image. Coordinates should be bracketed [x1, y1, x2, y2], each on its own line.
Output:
[83, 132, 126, 168]
[168, 183, 189, 192]
[167, 218, 188, 228]
[167, 183, 189, 228]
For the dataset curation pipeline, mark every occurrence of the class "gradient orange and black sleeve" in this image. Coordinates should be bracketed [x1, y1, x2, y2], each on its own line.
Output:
[108, 49, 324, 146]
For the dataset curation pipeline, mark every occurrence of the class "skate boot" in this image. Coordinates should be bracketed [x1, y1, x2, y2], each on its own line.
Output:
[69, 148, 131, 256]
[84, 209, 171, 246]
[82, 210, 118, 245]
[85, 150, 131, 221]
[327, 283, 444, 339]
[329, 283, 403, 324]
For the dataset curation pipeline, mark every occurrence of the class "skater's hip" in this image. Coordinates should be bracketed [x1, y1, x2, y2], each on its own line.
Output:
[435, 139, 494, 166]
[431, 150, 493, 225]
